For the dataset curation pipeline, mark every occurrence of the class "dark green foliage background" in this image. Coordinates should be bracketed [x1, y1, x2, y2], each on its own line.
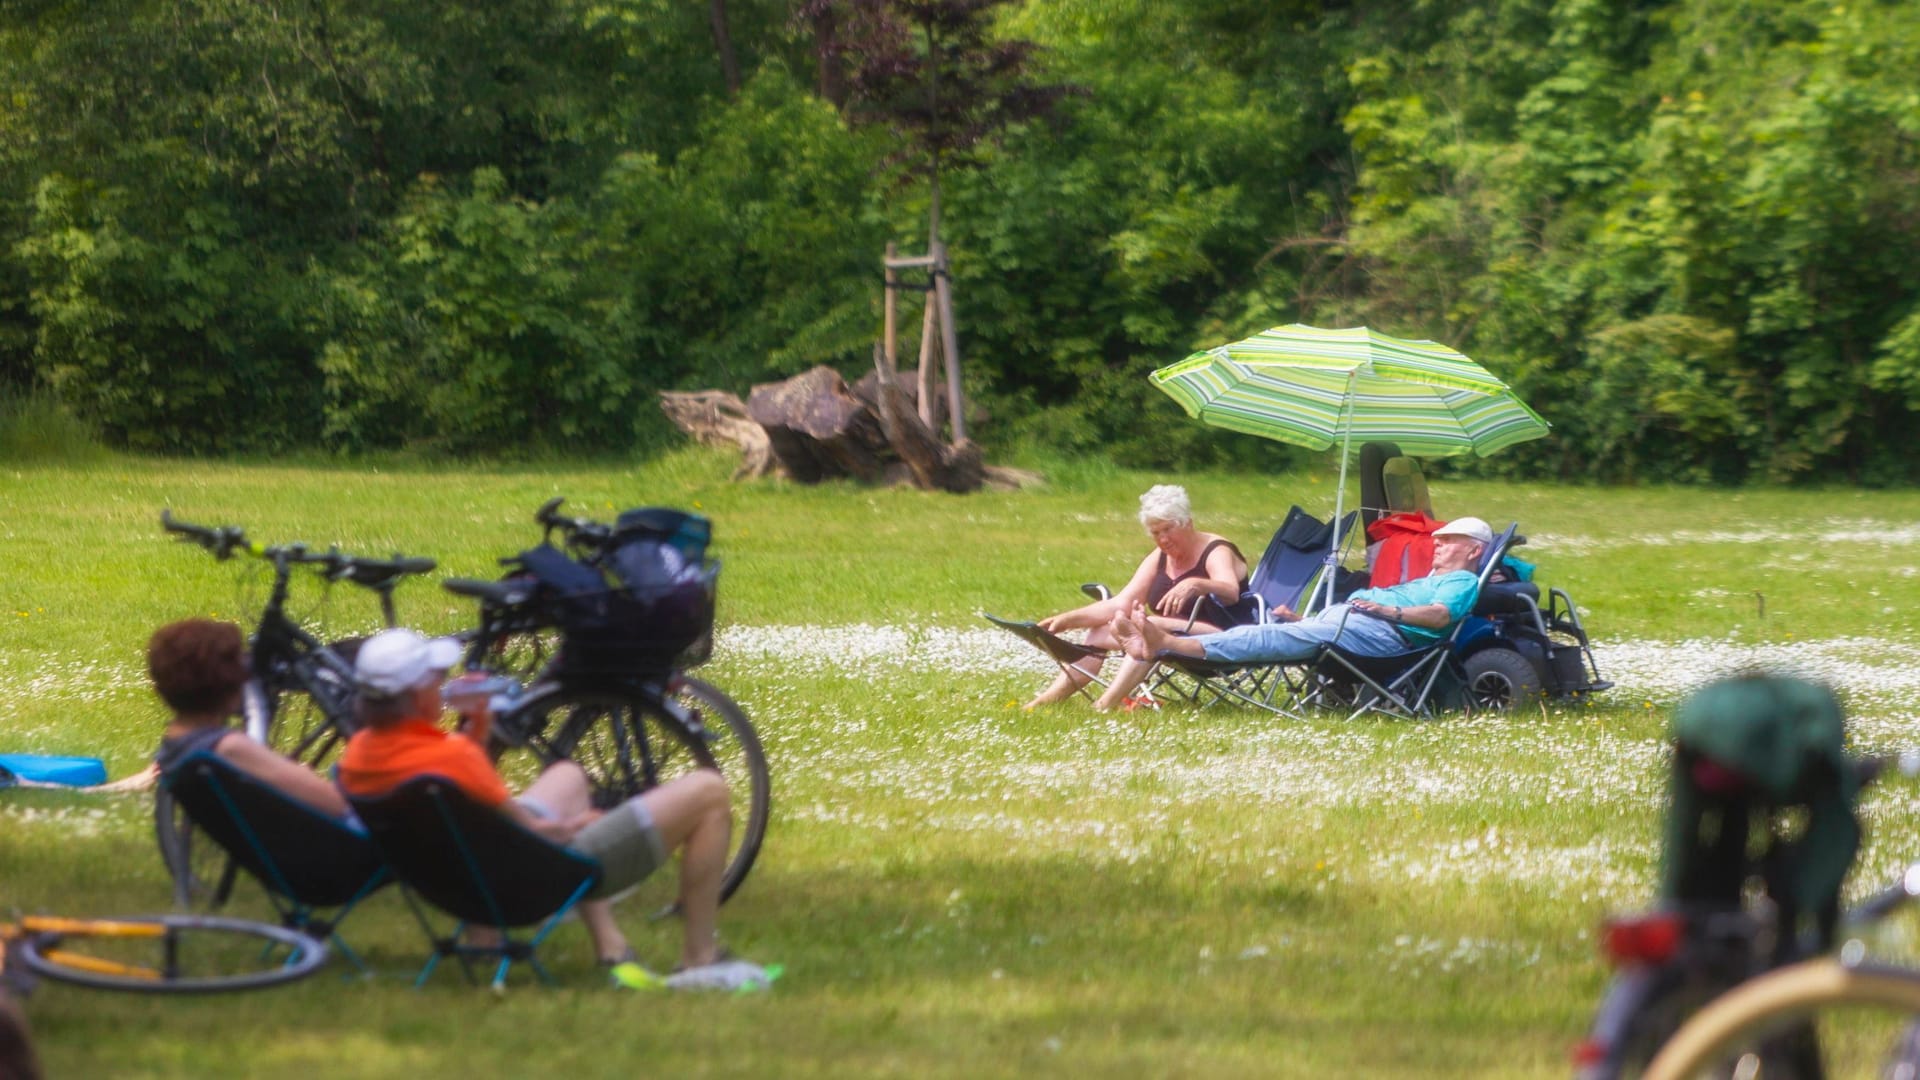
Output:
[2, 0, 1916, 482]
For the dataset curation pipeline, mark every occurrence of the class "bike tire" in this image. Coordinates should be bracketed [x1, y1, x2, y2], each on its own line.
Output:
[498, 680, 765, 905]
[247, 665, 355, 770]
[1643, 958, 1920, 1080]
[667, 675, 769, 904]
[152, 787, 240, 912]
[15, 914, 327, 994]
[461, 620, 562, 686]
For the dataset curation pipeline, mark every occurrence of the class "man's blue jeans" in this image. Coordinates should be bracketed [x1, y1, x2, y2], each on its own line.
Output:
[1198, 604, 1414, 664]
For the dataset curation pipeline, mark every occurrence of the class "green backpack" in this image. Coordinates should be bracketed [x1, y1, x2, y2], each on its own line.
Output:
[1660, 675, 1861, 951]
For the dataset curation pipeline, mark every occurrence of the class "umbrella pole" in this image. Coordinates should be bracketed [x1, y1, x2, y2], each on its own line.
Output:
[1314, 372, 1359, 612]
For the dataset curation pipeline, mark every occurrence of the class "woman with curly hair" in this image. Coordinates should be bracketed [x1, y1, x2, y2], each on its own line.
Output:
[149, 618, 348, 819]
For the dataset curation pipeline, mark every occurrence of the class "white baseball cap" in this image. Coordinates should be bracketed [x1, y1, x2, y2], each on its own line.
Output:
[353, 628, 463, 698]
[1432, 516, 1494, 545]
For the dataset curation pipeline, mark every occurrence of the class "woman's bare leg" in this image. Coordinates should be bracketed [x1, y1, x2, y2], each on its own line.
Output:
[1023, 626, 1118, 709]
[1093, 618, 1220, 709]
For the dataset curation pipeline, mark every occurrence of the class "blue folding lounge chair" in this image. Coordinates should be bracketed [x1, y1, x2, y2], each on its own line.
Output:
[160, 751, 388, 972]
[1147, 507, 1359, 712]
[345, 776, 601, 989]
[1293, 522, 1520, 721]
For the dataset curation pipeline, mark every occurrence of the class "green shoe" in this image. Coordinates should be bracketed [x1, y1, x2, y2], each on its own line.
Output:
[608, 961, 666, 991]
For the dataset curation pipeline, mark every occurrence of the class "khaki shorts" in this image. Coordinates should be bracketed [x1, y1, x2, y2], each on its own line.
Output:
[568, 798, 669, 898]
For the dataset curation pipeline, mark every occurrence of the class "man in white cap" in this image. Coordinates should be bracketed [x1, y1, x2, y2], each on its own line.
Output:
[1110, 516, 1494, 667]
[336, 628, 773, 992]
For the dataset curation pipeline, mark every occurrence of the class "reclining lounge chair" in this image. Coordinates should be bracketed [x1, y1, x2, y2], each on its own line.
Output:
[1294, 522, 1519, 721]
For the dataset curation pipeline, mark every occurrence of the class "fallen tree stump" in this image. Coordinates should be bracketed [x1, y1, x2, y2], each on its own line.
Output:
[658, 390, 777, 479]
[659, 364, 1039, 492]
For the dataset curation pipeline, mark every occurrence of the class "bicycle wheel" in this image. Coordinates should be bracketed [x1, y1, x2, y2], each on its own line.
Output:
[666, 675, 769, 904]
[15, 914, 326, 993]
[153, 787, 240, 911]
[499, 681, 764, 905]
[247, 663, 356, 770]
[464, 622, 562, 685]
[1643, 959, 1920, 1080]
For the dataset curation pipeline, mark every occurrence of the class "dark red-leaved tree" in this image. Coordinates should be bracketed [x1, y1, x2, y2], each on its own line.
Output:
[796, 0, 1071, 444]
[801, 0, 1069, 242]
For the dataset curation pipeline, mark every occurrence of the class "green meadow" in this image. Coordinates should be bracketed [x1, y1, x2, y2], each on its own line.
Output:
[8, 450, 1920, 1077]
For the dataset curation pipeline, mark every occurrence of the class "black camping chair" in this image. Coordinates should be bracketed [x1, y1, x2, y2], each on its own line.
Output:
[345, 776, 601, 989]
[160, 751, 388, 972]
[1294, 523, 1519, 721]
[1147, 507, 1359, 712]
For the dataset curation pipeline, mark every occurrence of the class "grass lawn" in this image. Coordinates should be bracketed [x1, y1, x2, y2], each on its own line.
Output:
[7, 449, 1920, 1077]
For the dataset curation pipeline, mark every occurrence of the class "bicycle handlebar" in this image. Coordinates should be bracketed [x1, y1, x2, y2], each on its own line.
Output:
[160, 509, 253, 560]
[160, 511, 436, 587]
[533, 497, 613, 550]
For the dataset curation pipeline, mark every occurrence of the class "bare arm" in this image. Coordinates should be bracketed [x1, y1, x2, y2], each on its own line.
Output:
[1349, 598, 1452, 630]
[1038, 550, 1160, 632]
[497, 798, 599, 845]
[1158, 539, 1249, 615]
[216, 737, 351, 818]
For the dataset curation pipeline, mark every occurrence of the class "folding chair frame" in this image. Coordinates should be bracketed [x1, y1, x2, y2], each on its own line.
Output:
[1292, 523, 1520, 722]
[347, 777, 601, 991]
[164, 752, 388, 974]
[982, 613, 1122, 706]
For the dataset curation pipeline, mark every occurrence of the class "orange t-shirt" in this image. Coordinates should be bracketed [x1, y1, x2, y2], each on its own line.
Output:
[337, 718, 511, 807]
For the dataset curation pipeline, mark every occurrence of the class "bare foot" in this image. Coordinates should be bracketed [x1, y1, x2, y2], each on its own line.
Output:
[1110, 604, 1166, 660]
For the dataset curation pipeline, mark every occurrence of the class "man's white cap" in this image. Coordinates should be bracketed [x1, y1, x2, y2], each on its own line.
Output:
[354, 628, 463, 698]
[1432, 516, 1494, 546]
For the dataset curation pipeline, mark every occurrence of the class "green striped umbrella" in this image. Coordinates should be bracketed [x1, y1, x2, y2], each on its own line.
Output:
[1151, 324, 1548, 605]
[1150, 324, 1548, 457]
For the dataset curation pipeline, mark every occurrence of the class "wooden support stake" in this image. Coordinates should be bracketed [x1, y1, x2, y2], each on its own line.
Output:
[882, 242, 899, 377]
[932, 241, 966, 443]
[916, 284, 940, 429]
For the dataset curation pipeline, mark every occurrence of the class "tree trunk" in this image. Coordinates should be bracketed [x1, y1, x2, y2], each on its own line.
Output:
[658, 390, 778, 479]
[709, 0, 742, 96]
[869, 348, 983, 493]
[809, 3, 846, 107]
[745, 365, 888, 483]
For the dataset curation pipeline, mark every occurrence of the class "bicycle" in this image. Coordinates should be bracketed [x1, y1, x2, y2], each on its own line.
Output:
[1, 914, 326, 994]
[445, 497, 770, 906]
[1580, 752, 1920, 1079]
[156, 511, 436, 909]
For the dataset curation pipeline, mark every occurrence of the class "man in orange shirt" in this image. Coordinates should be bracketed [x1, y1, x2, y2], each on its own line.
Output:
[337, 629, 771, 992]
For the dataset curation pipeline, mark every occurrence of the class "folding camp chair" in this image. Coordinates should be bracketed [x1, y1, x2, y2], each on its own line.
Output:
[345, 776, 601, 990]
[160, 751, 388, 972]
[985, 506, 1356, 710]
[1145, 507, 1359, 712]
[1294, 523, 1520, 721]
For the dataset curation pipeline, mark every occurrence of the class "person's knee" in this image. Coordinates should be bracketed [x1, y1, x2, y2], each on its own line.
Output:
[541, 759, 588, 787]
[683, 767, 729, 815]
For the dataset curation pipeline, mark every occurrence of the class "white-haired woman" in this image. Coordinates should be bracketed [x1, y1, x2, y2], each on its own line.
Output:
[1024, 484, 1250, 709]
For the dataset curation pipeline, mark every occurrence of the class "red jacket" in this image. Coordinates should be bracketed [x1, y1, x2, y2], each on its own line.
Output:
[1368, 512, 1444, 587]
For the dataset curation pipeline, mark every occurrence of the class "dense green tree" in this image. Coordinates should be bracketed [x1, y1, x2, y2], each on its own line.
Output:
[0, 0, 1918, 482]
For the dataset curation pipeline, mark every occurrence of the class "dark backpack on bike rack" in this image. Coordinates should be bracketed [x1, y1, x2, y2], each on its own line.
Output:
[1660, 675, 1862, 958]
[518, 507, 719, 679]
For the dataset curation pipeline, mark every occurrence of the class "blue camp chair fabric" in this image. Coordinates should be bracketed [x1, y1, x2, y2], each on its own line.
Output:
[346, 776, 601, 989]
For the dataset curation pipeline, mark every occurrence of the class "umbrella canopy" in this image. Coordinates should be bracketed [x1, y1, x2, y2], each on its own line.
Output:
[1151, 324, 1548, 610]
[1149, 324, 1548, 458]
